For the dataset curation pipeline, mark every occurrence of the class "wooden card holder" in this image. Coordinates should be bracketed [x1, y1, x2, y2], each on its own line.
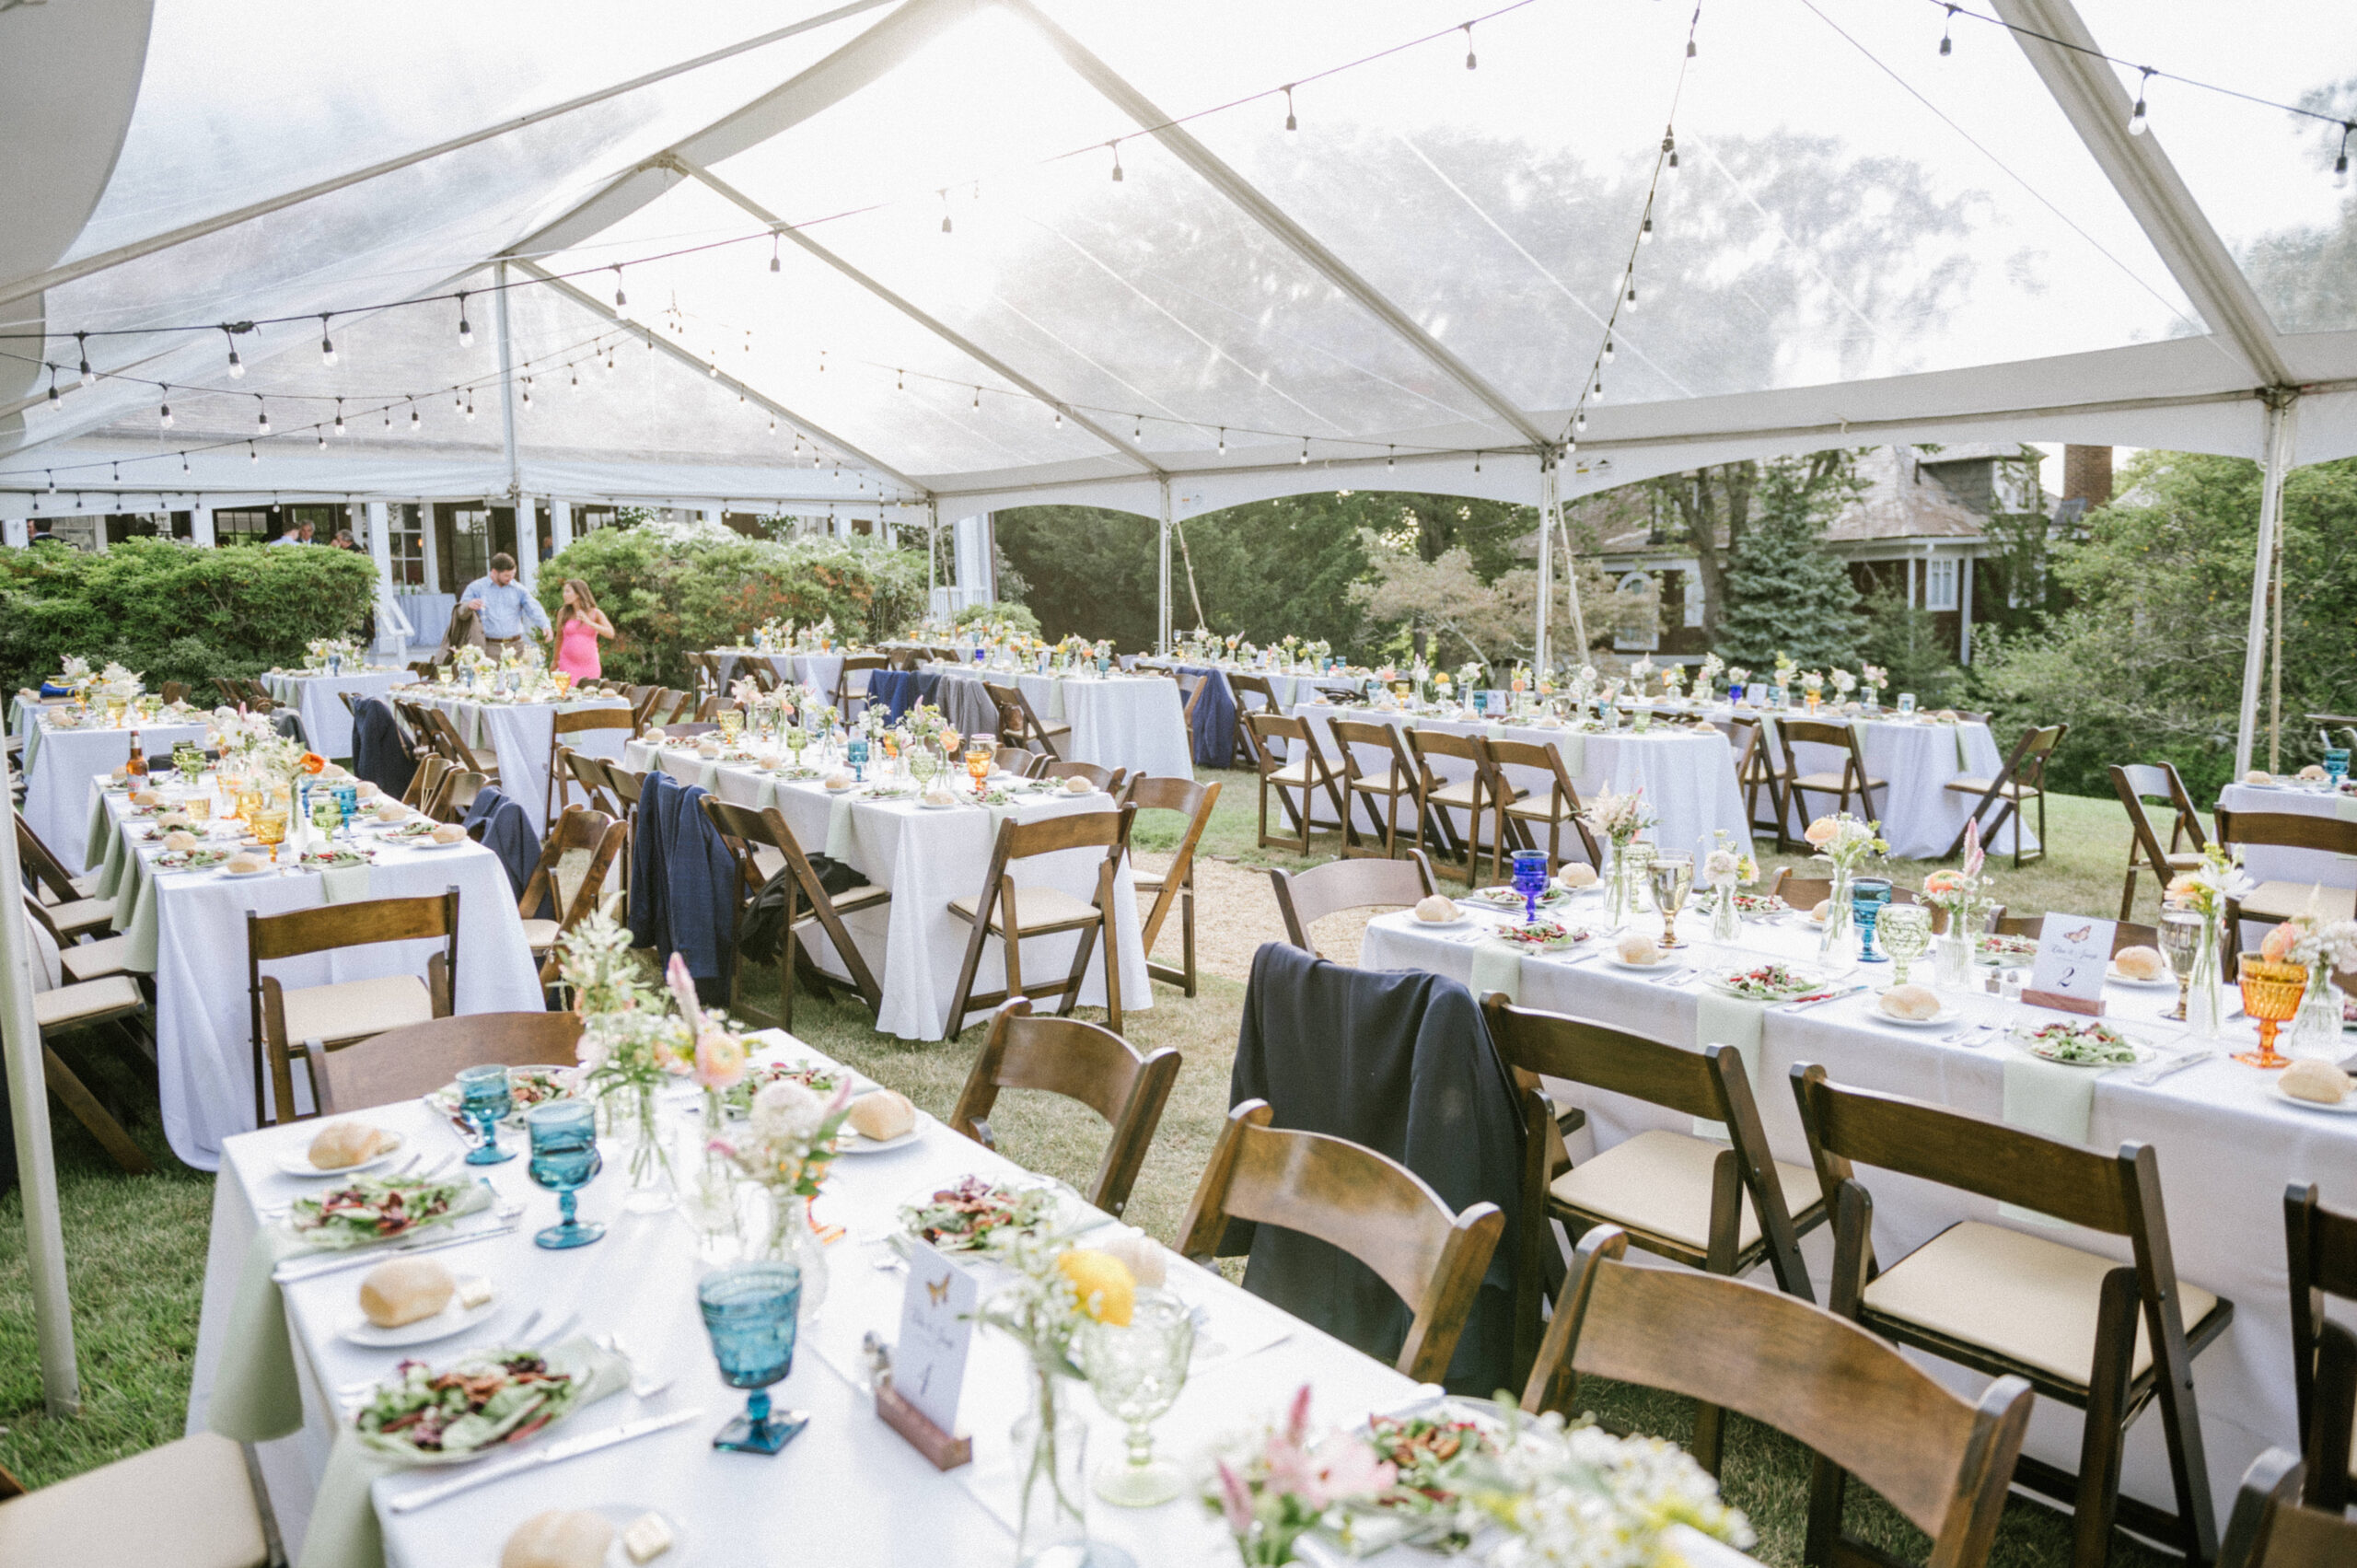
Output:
[876, 1377, 970, 1470]
[2021, 987, 2105, 1018]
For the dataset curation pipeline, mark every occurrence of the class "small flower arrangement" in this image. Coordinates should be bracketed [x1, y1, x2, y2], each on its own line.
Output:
[1579, 786, 1656, 848]
[1696, 652, 1724, 693]
[1702, 831, 1756, 891]
[1658, 665, 1686, 700]
[1802, 812, 1885, 872]
[1829, 668, 1857, 697]
[1859, 663, 1887, 698]
[2165, 844, 2253, 918]
[1724, 665, 1749, 690]
[1207, 1387, 1398, 1566]
[1628, 656, 1655, 686]
[1456, 661, 1486, 693]
[1457, 1403, 1755, 1567]
[2288, 918, 2357, 973]
[1799, 669, 1826, 698]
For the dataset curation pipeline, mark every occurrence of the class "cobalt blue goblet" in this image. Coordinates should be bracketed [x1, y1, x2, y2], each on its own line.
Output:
[1512, 849, 1550, 924]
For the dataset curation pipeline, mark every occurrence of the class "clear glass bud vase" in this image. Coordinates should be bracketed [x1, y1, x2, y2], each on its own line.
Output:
[1014, 1365, 1093, 1567]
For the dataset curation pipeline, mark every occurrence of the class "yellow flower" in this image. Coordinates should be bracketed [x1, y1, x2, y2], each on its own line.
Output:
[1057, 1249, 1136, 1326]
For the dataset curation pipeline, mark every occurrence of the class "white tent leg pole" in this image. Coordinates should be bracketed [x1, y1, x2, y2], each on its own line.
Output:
[2234, 395, 2298, 779]
[1534, 462, 1554, 674]
[494, 261, 527, 582]
[3, 755, 79, 1415]
[1158, 479, 1174, 656]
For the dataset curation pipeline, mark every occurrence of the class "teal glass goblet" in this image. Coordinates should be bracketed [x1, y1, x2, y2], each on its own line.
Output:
[1852, 877, 1895, 963]
[699, 1261, 808, 1455]
[456, 1063, 515, 1166]
[525, 1099, 604, 1249]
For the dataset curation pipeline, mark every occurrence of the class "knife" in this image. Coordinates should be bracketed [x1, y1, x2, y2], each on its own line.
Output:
[2131, 1050, 2217, 1086]
[1781, 984, 1866, 1012]
[385, 1408, 707, 1514]
[273, 1223, 518, 1286]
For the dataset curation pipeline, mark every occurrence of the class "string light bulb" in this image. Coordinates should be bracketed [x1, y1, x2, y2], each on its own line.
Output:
[1623, 278, 1639, 312]
[255, 400, 271, 436]
[1640, 214, 1654, 244]
[1217, 427, 1226, 454]
[1591, 377, 1606, 402]
[1663, 129, 1678, 172]
[44, 364, 57, 403]
[1463, 24, 1476, 69]
[771, 231, 782, 272]
[1053, 407, 1062, 428]
[1299, 436, 1309, 465]
[521, 378, 532, 408]
[1133, 413, 1143, 440]
[1687, 36, 1696, 59]
[319, 315, 337, 366]
[410, 400, 421, 432]
[316, 427, 327, 448]
[159, 390, 173, 429]
[225, 328, 245, 378]
[248, 442, 257, 464]
[1109, 141, 1124, 182]
[972, 386, 981, 409]
[1283, 85, 1297, 131]
[1387, 445, 1396, 470]
[456, 293, 473, 348]
[2334, 123, 2351, 188]
[45, 470, 54, 492]
[1939, 4, 1956, 55]
[464, 394, 475, 421]
[939, 190, 953, 234]
[897, 368, 905, 390]
[612, 266, 628, 314]
[1574, 409, 1587, 434]
[2129, 68, 2154, 135]
[1603, 336, 1617, 365]
[1474, 450, 1482, 473]
[333, 400, 346, 435]
[76, 332, 92, 385]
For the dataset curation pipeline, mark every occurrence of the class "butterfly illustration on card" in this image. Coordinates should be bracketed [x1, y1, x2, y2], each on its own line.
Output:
[926, 1273, 953, 1308]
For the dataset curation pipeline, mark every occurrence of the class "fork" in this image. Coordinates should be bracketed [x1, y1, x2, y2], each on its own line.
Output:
[599, 1332, 675, 1400]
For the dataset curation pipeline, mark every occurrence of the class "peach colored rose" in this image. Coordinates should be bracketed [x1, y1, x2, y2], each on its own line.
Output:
[1804, 818, 1840, 847]
[692, 1029, 747, 1091]
[2261, 921, 2300, 963]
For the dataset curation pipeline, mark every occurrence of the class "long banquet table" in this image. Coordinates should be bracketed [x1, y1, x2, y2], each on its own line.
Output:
[626, 739, 1152, 1040]
[1746, 709, 2032, 859]
[262, 669, 409, 760]
[16, 703, 211, 874]
[926, 665, 1195, 784]
[406, 691, 633, 838]
[80, 773, 545, 1169]
[186, 1032, 1752, 1568]
[2214, 780, 2357, 892]
[1361, 889, 2357, 1524]
[707, 648, 849, 709]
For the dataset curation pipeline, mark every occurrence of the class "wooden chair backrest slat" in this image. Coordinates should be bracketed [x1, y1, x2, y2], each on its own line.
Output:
[1533, 1230, 2032, 1560]
[1483, 999, 1727, 1121]
[247, 887, 458, 962]
[1270, 853, 1437, 951]
[2218, 1449, 2357, 1568]
[2218, 810, 2357, 857]
[949, 999, 1181, 1217]
[993, 747, 1044, 779]
[308, 1011, 582, 1116]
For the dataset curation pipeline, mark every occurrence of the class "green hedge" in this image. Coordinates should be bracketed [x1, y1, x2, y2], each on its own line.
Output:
[0, 539, 377, 696]
[538, 525, 930, 689]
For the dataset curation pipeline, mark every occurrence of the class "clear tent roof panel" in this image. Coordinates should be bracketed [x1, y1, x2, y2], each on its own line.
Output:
[2072, 0, 2357, 337]
[1037, 0, 2208, 414]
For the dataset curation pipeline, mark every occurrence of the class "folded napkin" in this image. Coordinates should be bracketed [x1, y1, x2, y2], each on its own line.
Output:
[1692, 989, 1766, 1138]
[321, 863, 372, 904]
[82, 790, 117, 875]
[1469, 938, 1522, 1005]
[302, 1334, 630, 1568]
[825, 792, 859, 859]
[1999, 1051, 2107, 1226]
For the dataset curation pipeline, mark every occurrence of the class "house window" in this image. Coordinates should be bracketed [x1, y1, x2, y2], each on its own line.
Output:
[1680, 570, 1704, 627]
[1613, 571, 1658, 652]
[386, 504, 427, 587]
[1923, 558, 1959, 611]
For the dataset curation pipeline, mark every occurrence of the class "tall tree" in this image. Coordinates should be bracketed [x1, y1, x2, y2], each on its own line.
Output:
[1713, 457, 1867, 668]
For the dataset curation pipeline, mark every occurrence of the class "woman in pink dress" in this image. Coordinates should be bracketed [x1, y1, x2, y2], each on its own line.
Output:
[553, 578, 616, 681]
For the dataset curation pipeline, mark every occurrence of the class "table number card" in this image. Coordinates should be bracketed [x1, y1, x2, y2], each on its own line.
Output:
[893, 1242, 978, 1437]
[2026, 912, 2115, 1016]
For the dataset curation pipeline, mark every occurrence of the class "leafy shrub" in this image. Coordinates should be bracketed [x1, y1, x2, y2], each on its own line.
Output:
[540, 522, 929, 688]
[0, 539, 376, 695]
[952, 600, 1040, 637]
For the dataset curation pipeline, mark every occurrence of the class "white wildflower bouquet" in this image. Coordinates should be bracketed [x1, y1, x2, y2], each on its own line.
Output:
[1803, 812, 1886, 872]
[1830, 668, 1857, 696]
[1772, 653, 1796, 690]
[1799, 669, 1826, 697]
[2165, 844, 2253, 918]
[1629, 656, 1655, 685]
[1724, 666, 1749, 691]
[1459, 1404, 1754, 1568]
[1579, 786, 1656, 848]
[2290, 918, 2357, 973]
[60, 655, 91, 683]
[1658, 665, 1686, 700]
[1702, 830, 1757, 891]
[1696, 653, 1724, 692]
[1859, 663, 1887, 696]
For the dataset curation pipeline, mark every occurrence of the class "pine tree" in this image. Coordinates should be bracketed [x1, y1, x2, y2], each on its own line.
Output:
[1715, 458, 1866, 669]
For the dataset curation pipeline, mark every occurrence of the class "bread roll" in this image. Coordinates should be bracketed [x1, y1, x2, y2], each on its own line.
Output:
[1879, 983, 1942, 1021]
[430, 822, 466, 844]
[1615, 934, 1660, 965]
[226, 853, 266, 874]
[1097, 1231, 1167, 1291]
[1555, 864, 1599, 889]
[846, 1089, 915, 1142]
[1810, 899, 1832, 923]
[2299, 764, 2328, 781]
[129, 789, 161, 807]
[2113, 945, 2166, 981]
[2282, 1059, 2351, 1105]
[354, 781, 381, 800]
[643, 726, 668, 744]
[695, 738, 722, 758]
[162, 830, 200, 853]
[500, 1510, 615, 1568]
[308, 1121, 391, 1169]
[1414, 894, 1457, 923]
[374, 800, 406, 822]
[358, 1258, 457, 1329]
[824, 772, 853, 792]
[1062, 774, 1094, 794]
[2246, 769, 2273, 785]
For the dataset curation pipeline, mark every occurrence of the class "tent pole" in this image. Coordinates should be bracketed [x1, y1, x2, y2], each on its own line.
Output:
[1158, 479, 1174, 656]
[3, 754, 79, 1415]
[2234, 393, 2298, 779]
[1534, 459, 1553, 674]
[493, 262, 527, 571]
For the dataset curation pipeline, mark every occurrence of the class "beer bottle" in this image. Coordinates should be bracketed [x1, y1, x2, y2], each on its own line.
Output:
[125, 730, 148, 777]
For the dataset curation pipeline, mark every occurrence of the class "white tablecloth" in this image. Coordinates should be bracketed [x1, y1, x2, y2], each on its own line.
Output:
[928, 668, 1192, 783]
[392, 591, 455, 649]
[20, 714, 211, 873]
[1752, 713, 2031, 859]
[2216, 783, 2357, 891]
[708, 650, 851, 708]
[1295, 704, 1750, 861]
[628, 742, 1152, 1040]
[412, 694, 633, 838]
[82, 781, 546, 1170]
[263, 671, 408, 761]
[185, 1031, 1573, 1568]
[1362, 899, 2357, 1527]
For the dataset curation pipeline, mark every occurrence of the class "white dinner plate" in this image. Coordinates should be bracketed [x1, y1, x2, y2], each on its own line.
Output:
[412, 837, 467, 851]
[342, 1288, 500, 1349]
[2271, 1082, 2357, 1114]
[837, 1121, 925, 1156]
[1408, 914, 1474, 932]
[1603, 955, 1678, 971]
[2020, 1035, 2154, 1067]
[1873, 1005, 1963, 1028]
[276, 1132, 405, 1179]
[2107, 968, 2177, 990]
[218, 865, 276, 878]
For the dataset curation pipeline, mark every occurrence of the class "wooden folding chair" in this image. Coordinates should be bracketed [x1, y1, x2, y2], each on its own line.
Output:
[1482, 736, 1602, 884]
[1121, 775, 1219, 997]
[1724, 715, 1789, 847]
[1329, 717, 1427, 861]
[2217, 1449, 2357, 1568]
[1525, 1226, 2032, 1568]
[1793, 1064, 2235, 1568]
[556, 749, 619, 818]
[160, 680, 190, 705]
[944, 805, 1134, 1040]
[303, 1011, 584, 1116]
[2110, 761, 2210, 921]
[2284, 1182, 2357, 1511]
[1245, 711, 1350, 856]
[949, 997, 1181, 1220]
[422, 706, 498, 783]
[17, 903, 152, 1174]
[1484, 997, 1826, 1459]
[543, 704, 634, 822]
[701, 797, 890, 1031]
[1040, 760, 1125, 794]
[1781, 717, 1887, 840]
[247, 888, 459, 1126]
[2215, 809, 2357, 962]
[430, 768, 485, 824]
[516, 806, 627, 983]
[1226, 671, 1280, 770]
[835, 653, 889, 724]
[14, 818, 111, 932]
[1943, 723, 2066, 865]
[1269, 851, 1438, 957]
[401, 753, 451, 814]
[993, 747, 1044, 780]
[1177, 1098, 1504, 1385]
[1408, 727, 1520, 887]
[0, 1430, 281, 1567]
[983, 679, 1070, 760]
[688, 650, 725, 698]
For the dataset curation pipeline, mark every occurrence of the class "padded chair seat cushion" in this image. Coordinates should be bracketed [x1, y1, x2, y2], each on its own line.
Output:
[1132, 869, 1167, 892]
[1548, 1129, 1821, 1255]
[0, 1432, 269, 1568]
[1505, 795, 1578, 822]
[278, 974, 435, 1046]
[33, 973, 144, 1030]
[948, 885, 1102, 933]
[798, 883, 890, 917]
[1266, 761, 1326, 787]
[1791, 771, 1887, 792]
[1860, 1219, 2219, 1386]
[43, 896, 115, 934]
[1944, 776, 2038, 797]
[520, 918, 562, 951]
[2239, 881, 2357, 922]
[1347, 766, 1411, 791]
[60, 933, 132, 983]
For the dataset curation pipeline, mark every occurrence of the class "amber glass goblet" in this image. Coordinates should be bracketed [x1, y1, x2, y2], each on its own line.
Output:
[2235, 954, 2307, 1070]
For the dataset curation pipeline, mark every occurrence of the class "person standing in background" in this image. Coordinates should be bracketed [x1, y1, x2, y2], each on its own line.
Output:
[456, 552, 551, 656]
[553, 578, 616, 682]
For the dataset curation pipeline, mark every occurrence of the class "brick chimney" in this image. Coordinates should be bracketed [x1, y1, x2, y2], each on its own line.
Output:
[2061, 445, 2112, 510]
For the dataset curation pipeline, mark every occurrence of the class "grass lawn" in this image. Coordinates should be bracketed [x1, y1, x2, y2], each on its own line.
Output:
[0, 774, 2184, 1565]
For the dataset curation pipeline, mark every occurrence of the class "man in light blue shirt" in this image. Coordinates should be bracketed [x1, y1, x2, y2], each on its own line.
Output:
[457, 552, 550, 651]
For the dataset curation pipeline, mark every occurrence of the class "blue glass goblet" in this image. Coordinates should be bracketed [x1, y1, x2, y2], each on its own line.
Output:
[1726, 682, 1745, 707]
[525, 1099, 604, 1249]
[847, 735, 869, 783]
[457, 1063, 515, 1166]
[2326, 748, 2350, 789]
[1852, 877, 1895, 963]
[699, 1261, 808, 1455]
[1511, 849, 1550, 923]
[1472, 690, 1488, 717]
